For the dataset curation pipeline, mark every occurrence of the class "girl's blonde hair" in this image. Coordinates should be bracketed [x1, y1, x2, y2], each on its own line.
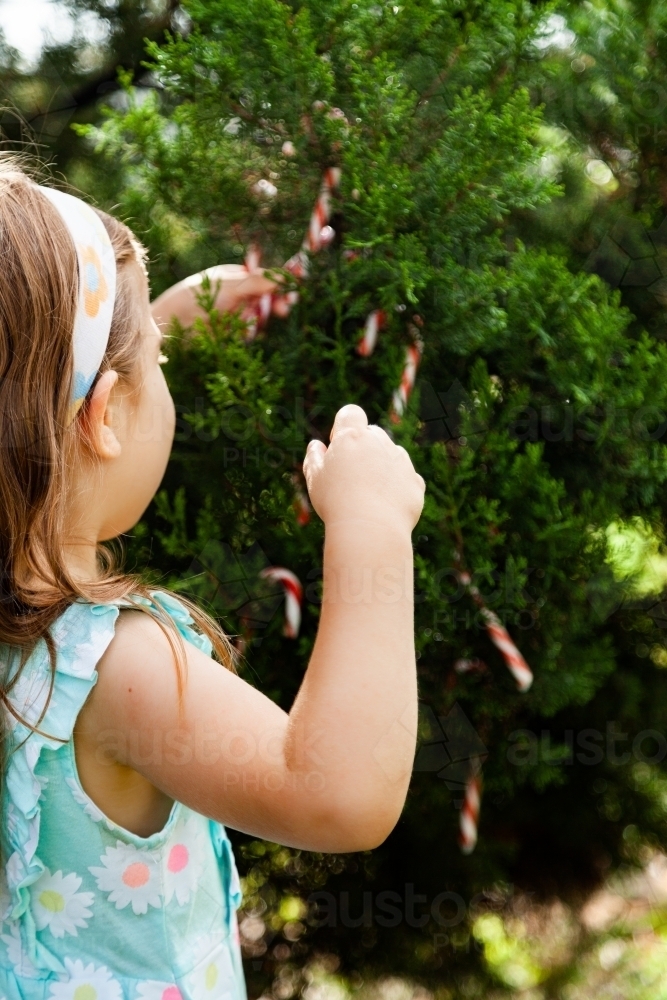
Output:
[0, 161, 236, 745]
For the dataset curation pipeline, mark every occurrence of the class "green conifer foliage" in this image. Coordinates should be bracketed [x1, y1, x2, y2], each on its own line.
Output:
[81, 0, 667, 987]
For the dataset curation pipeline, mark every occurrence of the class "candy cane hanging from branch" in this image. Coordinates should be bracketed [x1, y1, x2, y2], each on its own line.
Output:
[259, 567, 304, 638]
[390, 329, 424, 425]
[242, 167, 342, 339]
[457, 571, 533, 692]
[459, 770, 482, 855]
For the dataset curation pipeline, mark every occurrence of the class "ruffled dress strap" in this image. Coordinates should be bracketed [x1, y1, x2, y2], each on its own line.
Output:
[0, 589, 221, 974]
[1, 599, 121, 972]
[127, 589, 214, 657]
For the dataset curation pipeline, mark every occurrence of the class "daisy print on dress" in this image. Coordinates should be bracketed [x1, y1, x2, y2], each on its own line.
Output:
[48, 958, 122, 1000]
[187, 936, 236, 1000]
[135, 982, 184, 1000]
[1, 922, 38, 978]
[31, 867, 94, 938]
[164, 814, 205, 906]
[89, 841, 162, 915]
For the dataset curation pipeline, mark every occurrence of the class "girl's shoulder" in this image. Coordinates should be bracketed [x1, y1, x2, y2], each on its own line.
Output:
[57, 589, 212, 677]
[118, 589, 214, 657]
[3, 589, 211, 738]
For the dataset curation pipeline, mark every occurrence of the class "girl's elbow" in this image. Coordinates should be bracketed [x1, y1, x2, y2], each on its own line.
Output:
[309, 794, 406, 852]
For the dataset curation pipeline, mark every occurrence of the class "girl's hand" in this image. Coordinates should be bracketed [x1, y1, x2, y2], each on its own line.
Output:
[151, 264, 281, 331]
[203, 264, 281, 315]
[303, 403, 426, 534]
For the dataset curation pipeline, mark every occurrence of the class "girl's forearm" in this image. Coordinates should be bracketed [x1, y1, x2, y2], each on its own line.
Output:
[151, 266, 278, 330]
[284, 517, 418, 849]
[151, 274, 210, 330]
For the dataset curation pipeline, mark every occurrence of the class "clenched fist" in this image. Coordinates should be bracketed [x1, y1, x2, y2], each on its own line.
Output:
[302, 404, 426, 534]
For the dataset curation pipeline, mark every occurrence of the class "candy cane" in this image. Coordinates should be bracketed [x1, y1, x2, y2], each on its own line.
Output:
[458, 571, 533, 692]
[259, 567, 303, 638]
[480, 609, 533, 692]
[357, 309, 386, 357]
[243, 167, 342, 340]
[459, 772, 482, 854]
[306, 167, 341, 256]
[390, 329, 423, 424]
[291, 473, 311, 526]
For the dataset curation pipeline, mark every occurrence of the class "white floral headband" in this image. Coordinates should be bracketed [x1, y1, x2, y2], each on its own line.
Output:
[38, 186, 117, 423]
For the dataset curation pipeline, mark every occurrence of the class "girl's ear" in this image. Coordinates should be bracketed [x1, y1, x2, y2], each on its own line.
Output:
[82, 370, 122, 459]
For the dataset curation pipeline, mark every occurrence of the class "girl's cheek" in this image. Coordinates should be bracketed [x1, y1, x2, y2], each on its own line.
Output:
[158, 385, 176, 455]
[166, 396, 176, 441]
[161, 380, 176, 444]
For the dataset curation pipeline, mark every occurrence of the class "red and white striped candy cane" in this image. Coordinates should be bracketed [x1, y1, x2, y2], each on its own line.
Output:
[243, 168, 342, 337]
[458, 571, 533, 692]
[304, 166, 341, 258]
[259, 567, 303, 638]
[390, 329, 423, 423]
[357, 309, 386, 357]
[459, 771, 482, 854]
[241, 244, 271, 341]
[480, 608, 533, 692]
[271, 166, 341, 279]
[291, 473, 311, 526]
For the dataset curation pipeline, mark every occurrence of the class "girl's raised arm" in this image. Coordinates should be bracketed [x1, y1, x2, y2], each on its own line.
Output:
[150, 265, 279, 331]
[78, 405, 425, 852]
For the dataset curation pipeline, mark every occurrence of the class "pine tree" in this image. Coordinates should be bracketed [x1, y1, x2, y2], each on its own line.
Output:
[75, 0, 667, 991]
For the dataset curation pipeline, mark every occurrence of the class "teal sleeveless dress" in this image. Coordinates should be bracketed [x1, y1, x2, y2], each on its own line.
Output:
[0, 591, 247, 1000]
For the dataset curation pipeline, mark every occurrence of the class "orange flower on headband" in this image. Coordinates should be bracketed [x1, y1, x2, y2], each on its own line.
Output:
[78, 244, 109, 318]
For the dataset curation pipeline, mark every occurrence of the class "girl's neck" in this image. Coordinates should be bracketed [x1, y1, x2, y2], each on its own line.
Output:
[63, 539, 103, 586]
[22, 537, 102, 595]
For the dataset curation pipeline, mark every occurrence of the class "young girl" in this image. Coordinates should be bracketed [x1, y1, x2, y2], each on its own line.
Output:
[0, 164, 425, 998]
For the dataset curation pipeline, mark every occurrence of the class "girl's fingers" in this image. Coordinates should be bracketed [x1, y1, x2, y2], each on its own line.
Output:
[303, 439, 327, 492]
[234, 272, 281, 297]
[208, 268, 283, 313]
[367, 424, 395, 451]
[330, 404, 368, 441]
[204, 264, 252, 282]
